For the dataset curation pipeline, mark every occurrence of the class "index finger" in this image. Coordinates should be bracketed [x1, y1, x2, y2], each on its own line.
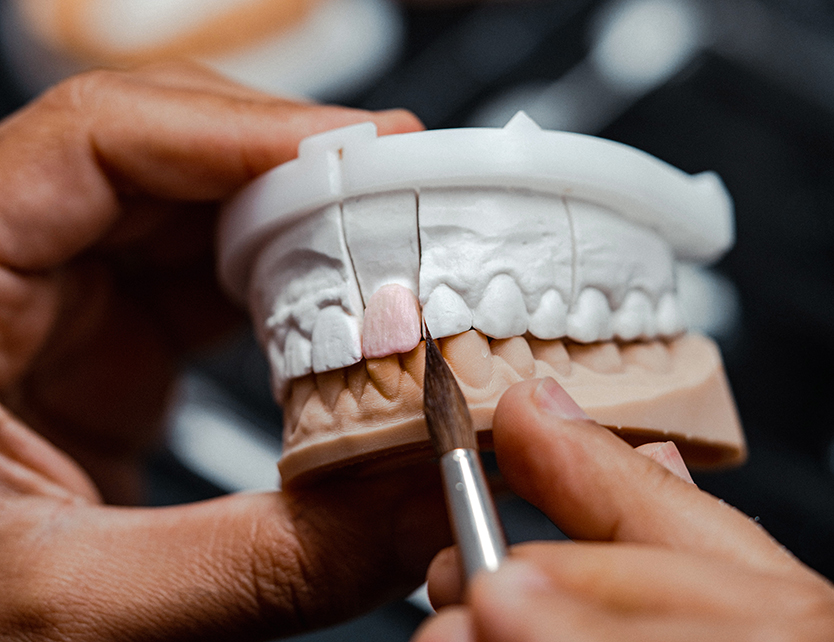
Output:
[493, 378, 800, 576]
[0, 62, 422, 271]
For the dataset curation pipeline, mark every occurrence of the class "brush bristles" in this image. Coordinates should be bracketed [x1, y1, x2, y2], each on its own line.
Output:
[423, 329, 478, 455]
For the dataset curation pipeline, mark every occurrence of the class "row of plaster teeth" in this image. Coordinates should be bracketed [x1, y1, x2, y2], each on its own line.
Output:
[423, 283, 685, 344]
[256, 189, 685, 396]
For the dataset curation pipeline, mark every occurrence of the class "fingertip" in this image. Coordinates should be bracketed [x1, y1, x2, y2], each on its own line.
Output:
[426, 546, 464, 609]
[469, 560, 560, 642]
[413, 606, 474, 642]
[373, 108, 425, 135]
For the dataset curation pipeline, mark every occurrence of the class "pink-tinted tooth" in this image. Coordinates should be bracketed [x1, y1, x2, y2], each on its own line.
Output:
[361, 284, 422, 360]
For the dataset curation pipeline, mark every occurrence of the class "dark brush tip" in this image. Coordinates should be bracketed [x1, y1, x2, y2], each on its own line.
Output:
[423, 330, 477, 455]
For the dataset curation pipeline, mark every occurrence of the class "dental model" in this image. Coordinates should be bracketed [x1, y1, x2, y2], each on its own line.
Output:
[219, 112, 745, 484]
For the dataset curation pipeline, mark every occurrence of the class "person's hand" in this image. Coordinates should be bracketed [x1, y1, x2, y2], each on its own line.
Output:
[0, 63, 450, 640]
[416, 378, 834, 641]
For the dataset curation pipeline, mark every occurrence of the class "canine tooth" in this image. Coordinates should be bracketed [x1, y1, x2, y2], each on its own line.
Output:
[567, 288, 613, 342]
[418, 188, 572, 338]
[491, 336, 537, 378]
[342, 191, 420, 300]
[310, 306, 363, 373]
[283, 328, 313, 380]
[423, 284, 473, 337]
[529, 289, 569, 340]
[657, 292, 686, 336]
[569, 198, 675, 311]
[442, 330, 493, 388]
[473, 274, 528, 338]
[361, 284, 422, 359]
[613, 290, 654, 341]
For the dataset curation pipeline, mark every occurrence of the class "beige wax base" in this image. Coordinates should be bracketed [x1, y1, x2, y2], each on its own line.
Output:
[280, 331, 745, 485]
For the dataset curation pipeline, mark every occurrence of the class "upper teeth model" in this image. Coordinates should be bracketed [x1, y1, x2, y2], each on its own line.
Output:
[219, 112, 744, 484]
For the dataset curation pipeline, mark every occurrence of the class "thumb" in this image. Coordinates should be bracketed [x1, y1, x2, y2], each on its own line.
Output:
[6, 464, 449, 641]
[492, 377, 798, 576]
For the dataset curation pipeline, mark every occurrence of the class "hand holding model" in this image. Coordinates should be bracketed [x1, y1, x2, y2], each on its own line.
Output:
[0, 62, 452, 640]
[2, 61, 831, 642]
[415, 378, 834, 642]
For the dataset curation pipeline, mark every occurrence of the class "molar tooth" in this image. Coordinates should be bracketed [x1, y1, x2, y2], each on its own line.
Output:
[567, 288, 613, 343]
[361, 284, 422, 359]
[310, 306, 363, 373]
[613, 290, 654, 341]
[657, 292, 686, 336]
[529, 289, 568, 340]
[423, 284, 473, 338]
[473, 274, 528, 339]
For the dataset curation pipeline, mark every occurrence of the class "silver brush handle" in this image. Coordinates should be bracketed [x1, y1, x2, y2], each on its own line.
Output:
[440, 448, 507, 580]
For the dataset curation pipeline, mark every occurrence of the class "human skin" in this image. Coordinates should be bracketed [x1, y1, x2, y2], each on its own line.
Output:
[0, 62, 454, 640]
[414, 378, 834, 642]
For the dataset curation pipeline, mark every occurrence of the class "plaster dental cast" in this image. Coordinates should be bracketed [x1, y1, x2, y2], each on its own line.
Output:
[0, 63, 832, 641]
[219, 111, 744, 484]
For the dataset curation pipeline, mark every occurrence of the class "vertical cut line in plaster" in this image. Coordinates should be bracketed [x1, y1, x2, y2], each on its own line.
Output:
[339, 201, 365, 309]
[563, 196, 578, 309]
[415, 188, 424, 336]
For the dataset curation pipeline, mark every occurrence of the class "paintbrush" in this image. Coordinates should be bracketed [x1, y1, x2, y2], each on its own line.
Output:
[423, 328, 507, 581]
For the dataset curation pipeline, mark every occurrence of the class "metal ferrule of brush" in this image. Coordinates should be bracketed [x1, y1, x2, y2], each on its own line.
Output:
[440, 448, 507, 579]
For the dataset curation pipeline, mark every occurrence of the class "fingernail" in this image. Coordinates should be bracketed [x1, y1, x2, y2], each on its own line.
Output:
[533, 377, 590, 421]
[637, 441, 695, 484]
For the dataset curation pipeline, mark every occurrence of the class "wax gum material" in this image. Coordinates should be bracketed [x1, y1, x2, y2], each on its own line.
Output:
[279, 331, 745, 484]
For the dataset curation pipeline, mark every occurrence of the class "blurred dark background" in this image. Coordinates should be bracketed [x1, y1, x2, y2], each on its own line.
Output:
[2, 0, 833, 639]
